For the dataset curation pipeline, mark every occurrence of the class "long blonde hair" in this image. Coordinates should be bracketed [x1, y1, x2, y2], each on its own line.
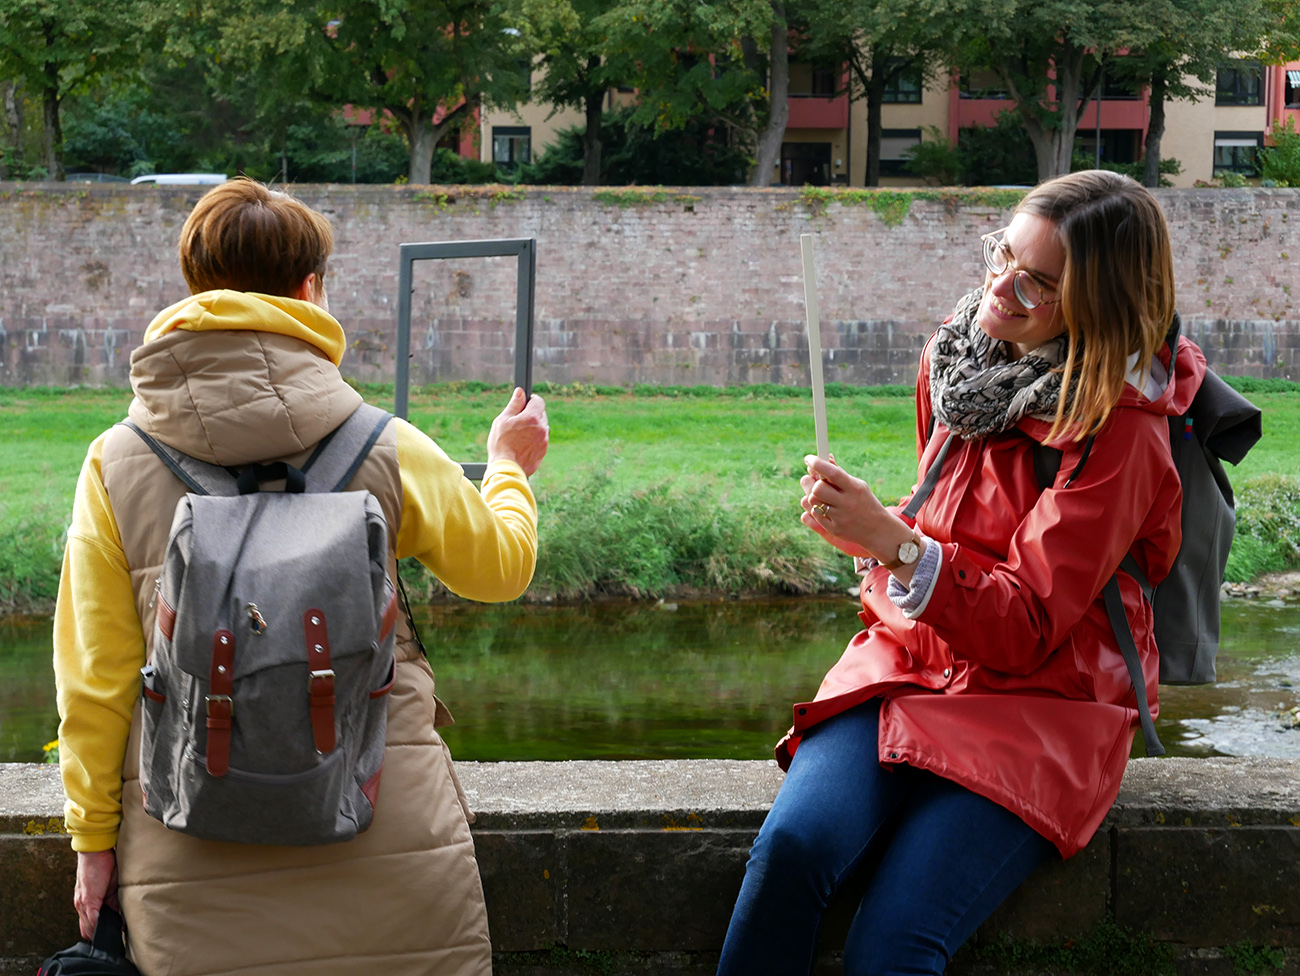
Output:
[1017, 171, 1175, 441]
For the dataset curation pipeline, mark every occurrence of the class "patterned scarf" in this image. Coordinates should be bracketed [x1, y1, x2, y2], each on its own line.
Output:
[928, 288, 1071, 440]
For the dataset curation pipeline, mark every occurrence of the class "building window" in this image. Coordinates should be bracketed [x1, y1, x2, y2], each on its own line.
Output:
[959, 68, 1010, 99]
[1216, 61, 1263, 106]
[492, 127, 531, 170]
[789, 62, 839, 97]
[1213, 131, 1263, 176]
[882, 60, 922, 104]
[1286, 69, 1300, 109]
[879, 129, 922, 176]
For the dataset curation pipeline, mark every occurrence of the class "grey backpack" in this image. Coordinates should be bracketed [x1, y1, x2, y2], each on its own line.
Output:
[125, 403, 399, 845]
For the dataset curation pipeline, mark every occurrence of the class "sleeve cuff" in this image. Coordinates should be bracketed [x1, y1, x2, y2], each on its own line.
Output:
[886, 533, 942, 618]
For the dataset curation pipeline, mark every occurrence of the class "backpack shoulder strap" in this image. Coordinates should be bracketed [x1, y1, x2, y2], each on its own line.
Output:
[1102, 574, 1165, 756]
[902, 427, 956, 520]
[301, 403, 394, 493]
[119, 420, 238, 497]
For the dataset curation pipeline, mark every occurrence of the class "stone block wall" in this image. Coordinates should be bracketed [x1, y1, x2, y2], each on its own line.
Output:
[1, 184, 1297, 388]
[3, 758, 1299, 975]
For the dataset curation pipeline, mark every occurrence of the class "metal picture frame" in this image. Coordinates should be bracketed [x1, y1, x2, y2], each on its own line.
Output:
[395, 238, 536, 481]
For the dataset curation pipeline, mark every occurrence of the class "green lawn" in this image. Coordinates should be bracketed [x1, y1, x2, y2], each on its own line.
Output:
[1, 381, 1298, 611]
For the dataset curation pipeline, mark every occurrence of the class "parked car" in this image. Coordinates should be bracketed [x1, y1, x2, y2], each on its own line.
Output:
[130, 174, 227, 186]
[65, 173, 131, 183]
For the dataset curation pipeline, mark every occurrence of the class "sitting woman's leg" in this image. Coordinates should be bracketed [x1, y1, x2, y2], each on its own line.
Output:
[718, 700, 912, 976]
[843, 771, 1057, 976]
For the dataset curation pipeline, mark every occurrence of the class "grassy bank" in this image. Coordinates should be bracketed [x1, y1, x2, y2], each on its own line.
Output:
[2, 380, 1298, 612]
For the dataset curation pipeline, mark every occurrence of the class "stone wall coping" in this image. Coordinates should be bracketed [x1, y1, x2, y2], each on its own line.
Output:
[4, 756, 1298, 836]
[1, 182, 1297, 203]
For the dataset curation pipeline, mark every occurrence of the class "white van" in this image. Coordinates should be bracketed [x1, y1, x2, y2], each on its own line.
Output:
[130, 174, 228, 186]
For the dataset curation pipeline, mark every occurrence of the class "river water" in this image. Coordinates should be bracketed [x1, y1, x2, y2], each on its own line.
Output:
[2, 597, 1298, 764]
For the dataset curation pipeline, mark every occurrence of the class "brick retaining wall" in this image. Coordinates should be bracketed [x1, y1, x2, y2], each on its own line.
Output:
[1, 184, 1296, 388]
[3, 758, 1298, 975]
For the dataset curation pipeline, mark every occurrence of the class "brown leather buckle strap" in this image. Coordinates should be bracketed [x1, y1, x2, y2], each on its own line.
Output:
[379, 590, 399, 643]
[205, 630, 235, 777]
[303, 609, 337, 753]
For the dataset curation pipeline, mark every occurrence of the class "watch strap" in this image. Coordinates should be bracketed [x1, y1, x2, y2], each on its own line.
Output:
[880, 530, 922, 571]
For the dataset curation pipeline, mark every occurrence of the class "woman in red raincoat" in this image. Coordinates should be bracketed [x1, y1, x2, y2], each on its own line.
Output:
[718, 171, 1199, 975]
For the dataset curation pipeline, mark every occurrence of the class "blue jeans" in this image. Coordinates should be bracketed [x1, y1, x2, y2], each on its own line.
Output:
[719, 700, 1056, 976]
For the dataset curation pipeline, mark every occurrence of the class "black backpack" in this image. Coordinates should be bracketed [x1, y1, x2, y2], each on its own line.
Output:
[908, 318, 1262, 755]
[38, 906, 140, 976]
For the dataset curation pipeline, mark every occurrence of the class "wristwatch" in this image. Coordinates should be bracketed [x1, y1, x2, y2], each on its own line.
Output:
[880, 530, 922, 571]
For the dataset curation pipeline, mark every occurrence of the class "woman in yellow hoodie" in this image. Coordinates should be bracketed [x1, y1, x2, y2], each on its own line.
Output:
[55, 178, 548, 975]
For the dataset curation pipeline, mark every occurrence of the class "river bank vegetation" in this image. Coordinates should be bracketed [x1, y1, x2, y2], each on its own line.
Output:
[1, 380, 1297, 614]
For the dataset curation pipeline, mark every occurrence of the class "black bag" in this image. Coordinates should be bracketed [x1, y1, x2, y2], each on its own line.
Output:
[37, 905, 140, 976]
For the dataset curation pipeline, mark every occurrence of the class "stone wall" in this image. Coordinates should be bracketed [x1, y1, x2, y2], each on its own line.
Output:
[3, 758, 1299, 975]
[0, 183, 1297, 388]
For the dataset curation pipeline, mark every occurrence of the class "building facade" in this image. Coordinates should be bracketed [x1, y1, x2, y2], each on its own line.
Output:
[477, 59, 1300, 187]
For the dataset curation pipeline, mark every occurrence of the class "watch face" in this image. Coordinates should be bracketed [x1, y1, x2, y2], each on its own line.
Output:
[898, 541, 920, 565]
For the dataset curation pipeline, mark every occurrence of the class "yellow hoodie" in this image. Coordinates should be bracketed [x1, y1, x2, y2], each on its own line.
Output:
[55, 292, 538, 852]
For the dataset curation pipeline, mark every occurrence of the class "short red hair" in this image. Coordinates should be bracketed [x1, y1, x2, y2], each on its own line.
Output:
[178, 179, 334, 297]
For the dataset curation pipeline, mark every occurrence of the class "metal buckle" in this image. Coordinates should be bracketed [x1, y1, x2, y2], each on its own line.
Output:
[205, 694, 233, 717]
[309, 669, 335, 693]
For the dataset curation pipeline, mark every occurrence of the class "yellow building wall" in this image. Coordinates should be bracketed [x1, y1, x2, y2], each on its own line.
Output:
[478, 67, 586, 165]
[1159, 75, 1269, 186]
[848, 77, 951, 187]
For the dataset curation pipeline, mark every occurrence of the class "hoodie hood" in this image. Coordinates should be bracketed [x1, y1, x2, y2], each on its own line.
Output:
[1019, 320, 1207, 445]
[128, 291, 363, 466]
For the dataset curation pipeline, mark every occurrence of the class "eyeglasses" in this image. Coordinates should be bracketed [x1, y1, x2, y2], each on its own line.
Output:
[980, 228, 1060, 310]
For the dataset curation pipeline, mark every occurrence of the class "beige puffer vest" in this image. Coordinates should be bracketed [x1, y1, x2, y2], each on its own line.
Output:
[99, 329, 490, 976]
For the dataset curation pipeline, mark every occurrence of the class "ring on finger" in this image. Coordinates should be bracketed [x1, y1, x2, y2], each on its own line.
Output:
[812, 503, 830, 518]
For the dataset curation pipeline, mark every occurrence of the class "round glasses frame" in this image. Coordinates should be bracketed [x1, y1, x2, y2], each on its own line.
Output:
[980, 229, 1060, 311]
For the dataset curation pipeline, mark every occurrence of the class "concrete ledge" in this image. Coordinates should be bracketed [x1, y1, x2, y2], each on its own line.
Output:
[4, 758, 1299, 975]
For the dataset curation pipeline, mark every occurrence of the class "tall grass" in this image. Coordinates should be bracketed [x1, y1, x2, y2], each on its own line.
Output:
[1225, 475, 1300, 582]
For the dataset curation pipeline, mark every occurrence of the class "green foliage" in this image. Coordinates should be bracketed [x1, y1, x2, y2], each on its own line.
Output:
[903, 126, 963, 186]
[1069, 150, 1184, 187]
[1224, 941, 1287, 975]
[517, 108, 751, 186]
[0, 511, 62, 615]
[0, 0, 165, 177]
[969, 917, 1176, 976]
[957, 110, 1039, 187]
[534, 470, 847, 600]
[800, 186, 1027, 224]
[1225, 475, 1300, 583]
[1259, 116, 1300, 188]
[1221, 376, 1300, 394]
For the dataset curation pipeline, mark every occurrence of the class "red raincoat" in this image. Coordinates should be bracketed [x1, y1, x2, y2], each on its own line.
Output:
[778, 335, 1206, 858]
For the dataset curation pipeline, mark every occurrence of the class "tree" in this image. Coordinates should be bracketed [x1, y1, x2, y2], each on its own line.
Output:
[201, 0, 533, 185]
[514, 0, 633, 185]
[598, 0, 777, 184]
[965, 0, 1157, 180]
[0, 0, 161, 179]
[1103, 0, 1289, 187]
[805, 0, 996, 187]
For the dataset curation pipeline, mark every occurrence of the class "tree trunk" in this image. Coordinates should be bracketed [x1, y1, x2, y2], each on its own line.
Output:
[864, 47, 888, 187]
[750, 0, 788, 187]
[0, 80, 23, 179]
[42, 21, 63, 181]
[582, 85, 603, 186]
[405, 94, 441, 185]
[1142, 71, 1167, 188]
[1001, 40, 1100, 182]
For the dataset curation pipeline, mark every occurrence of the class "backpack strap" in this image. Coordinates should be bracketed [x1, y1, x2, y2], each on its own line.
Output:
[301, 403, 394, 493]
[1102, 575, 1165, 756]
[120, 420, 239, 496]
[902, 428, 956, 520]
